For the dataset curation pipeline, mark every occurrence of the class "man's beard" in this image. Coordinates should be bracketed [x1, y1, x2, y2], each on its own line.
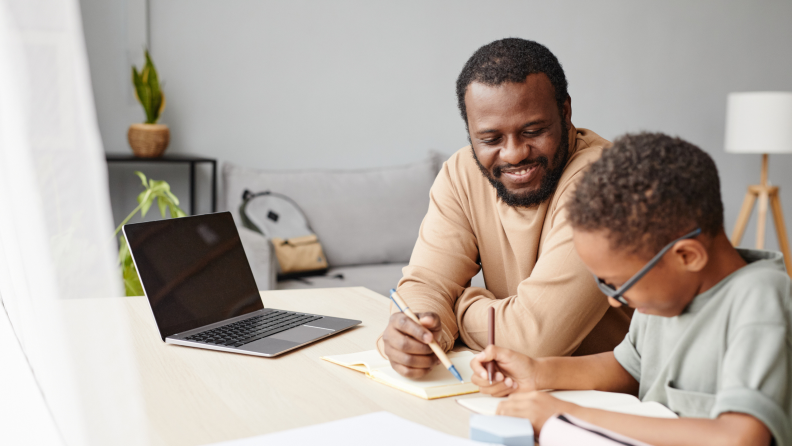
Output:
[472, 122, 570, 208]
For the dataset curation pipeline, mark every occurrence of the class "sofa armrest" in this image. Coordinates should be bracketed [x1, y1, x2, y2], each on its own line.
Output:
[238, 226, 277, 291]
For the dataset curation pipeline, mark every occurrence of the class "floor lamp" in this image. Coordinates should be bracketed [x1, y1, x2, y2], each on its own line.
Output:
[725, 91, 792, 276]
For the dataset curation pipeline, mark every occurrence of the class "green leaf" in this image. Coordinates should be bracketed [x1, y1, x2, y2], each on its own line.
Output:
[134, 171, 148, 187]
[148, 179, 169, 194]
[157, 195, 168, 217]
[122, 262, 144, 296]
[132, 50, 164, 124]
[140, 197, 153, 218]
[136, 189, 152, 205]
[116, 171, 185, 295]
[167, 203, 184, 219]
[164, 188, 180, 206]
[145, 51, 163, 123]
[158, 93, 167, 121]
[118, 235, 129, 265]
[132, 67, 142, 103]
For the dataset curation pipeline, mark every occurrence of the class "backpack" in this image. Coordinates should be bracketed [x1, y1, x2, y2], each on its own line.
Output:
[239, 190, 329, 279]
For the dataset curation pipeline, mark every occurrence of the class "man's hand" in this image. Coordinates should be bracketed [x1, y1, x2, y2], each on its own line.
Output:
[497, 391, 576, 434]
[382, 312, 442, 378]
[470, 345, 541, 397]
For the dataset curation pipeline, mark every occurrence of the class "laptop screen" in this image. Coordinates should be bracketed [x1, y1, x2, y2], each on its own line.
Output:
[123, 212, 264, 340]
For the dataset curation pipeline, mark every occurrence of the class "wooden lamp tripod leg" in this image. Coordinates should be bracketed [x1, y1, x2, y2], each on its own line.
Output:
[731, 190, 757, 247]
[769, 190, 792, 276]
[756, 189, 770, 249]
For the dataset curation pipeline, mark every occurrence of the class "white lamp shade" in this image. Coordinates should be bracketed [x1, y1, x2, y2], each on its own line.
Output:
[725, 91, 792, 154]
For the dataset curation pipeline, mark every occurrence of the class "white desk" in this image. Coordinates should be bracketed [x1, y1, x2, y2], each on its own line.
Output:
[63, 287, 474, 445]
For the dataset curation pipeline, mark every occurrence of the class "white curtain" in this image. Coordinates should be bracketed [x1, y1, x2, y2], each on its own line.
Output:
[0, 0, 148, 444]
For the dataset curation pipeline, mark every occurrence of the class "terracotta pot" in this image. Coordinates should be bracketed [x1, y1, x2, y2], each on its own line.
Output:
[127, 123, 170, 158]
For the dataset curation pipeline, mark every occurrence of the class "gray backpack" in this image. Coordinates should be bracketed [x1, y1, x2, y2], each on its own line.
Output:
[239, 190, 328, 279]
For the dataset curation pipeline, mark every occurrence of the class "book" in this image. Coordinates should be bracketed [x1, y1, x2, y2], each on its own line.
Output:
[456, 390, 678, 419]
[321, 349, 479, 400]
[541, 413, 655, 446]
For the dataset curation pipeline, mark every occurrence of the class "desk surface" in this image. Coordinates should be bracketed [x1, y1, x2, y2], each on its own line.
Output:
[66, 287, 474, 445]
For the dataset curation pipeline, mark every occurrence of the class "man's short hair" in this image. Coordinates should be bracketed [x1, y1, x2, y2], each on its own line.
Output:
[456, 38, 569, 127]
[568, 132, 724, 256]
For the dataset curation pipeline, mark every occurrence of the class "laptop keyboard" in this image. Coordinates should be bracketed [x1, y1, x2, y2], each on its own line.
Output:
[184, 310, 323, 348]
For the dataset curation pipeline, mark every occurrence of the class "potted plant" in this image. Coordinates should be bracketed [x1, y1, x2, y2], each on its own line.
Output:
[129, 50, 169, 157]
[114, 171, 186, 296]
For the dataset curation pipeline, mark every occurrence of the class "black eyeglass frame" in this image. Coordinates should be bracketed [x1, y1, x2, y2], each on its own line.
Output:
[593, 228, 703, 306]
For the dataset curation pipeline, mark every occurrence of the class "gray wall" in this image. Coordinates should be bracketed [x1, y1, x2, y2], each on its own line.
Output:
[81, 0, 792, 251]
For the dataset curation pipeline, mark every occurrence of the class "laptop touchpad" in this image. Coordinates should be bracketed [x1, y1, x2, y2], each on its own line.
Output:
[271, 325, 333, 344]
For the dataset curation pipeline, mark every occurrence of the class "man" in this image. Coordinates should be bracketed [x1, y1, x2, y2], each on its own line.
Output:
[378, 38, 632, 378]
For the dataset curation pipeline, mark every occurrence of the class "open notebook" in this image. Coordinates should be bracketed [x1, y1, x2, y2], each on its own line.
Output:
[321, 350, 479, 400]
[457, 390, 678, 418]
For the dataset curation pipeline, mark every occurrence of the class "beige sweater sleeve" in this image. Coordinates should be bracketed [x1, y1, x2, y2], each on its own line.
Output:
[453, 173, 611, 357]
[376, 162, 481, 356]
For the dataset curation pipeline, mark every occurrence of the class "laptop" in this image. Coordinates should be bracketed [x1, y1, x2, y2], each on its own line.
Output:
[123, 212, 361, 357]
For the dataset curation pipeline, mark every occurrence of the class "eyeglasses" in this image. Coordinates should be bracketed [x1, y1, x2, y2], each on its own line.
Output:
[593, 228, 702, 306]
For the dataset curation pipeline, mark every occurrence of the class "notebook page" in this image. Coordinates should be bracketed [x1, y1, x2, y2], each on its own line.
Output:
[456, 396, 504, 415]
[372, 351, 476, 389]
[321, 349, 392, 374]
[551, 390, 640, 408]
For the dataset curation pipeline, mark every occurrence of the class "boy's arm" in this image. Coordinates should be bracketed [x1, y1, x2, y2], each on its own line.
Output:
[471, 346, 638, 396]
[536, 352, 639, 394]
[497, 392, 771, 446]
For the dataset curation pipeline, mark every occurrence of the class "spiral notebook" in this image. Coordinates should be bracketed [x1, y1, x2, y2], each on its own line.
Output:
[321, 349, 479, 400]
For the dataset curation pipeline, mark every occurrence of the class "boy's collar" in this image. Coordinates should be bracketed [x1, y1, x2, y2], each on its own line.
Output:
[735, 248, 785, 266]
[681, 248, 784, 315]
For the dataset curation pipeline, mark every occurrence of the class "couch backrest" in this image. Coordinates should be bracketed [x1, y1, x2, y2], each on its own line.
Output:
[223, 154, 443, 267]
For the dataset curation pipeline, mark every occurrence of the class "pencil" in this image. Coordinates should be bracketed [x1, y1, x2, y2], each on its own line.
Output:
[389, 289, 464, 383]
[487, 306, 495, 384]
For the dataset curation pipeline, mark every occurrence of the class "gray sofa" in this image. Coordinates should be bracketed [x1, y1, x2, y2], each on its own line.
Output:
[223, 153, 450, 297]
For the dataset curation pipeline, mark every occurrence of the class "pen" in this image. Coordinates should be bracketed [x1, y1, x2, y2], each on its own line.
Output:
[389, 289, 464, 383]
[487, 306, 495, 384]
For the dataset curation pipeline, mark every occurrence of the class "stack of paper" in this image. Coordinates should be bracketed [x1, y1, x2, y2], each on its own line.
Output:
[208, 412, 481, 446]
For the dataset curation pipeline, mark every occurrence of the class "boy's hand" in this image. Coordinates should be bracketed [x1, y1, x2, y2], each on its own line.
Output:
[470, 345, 541, 396]
[382, 312, 442, 378]
[497, 392, 576, 434]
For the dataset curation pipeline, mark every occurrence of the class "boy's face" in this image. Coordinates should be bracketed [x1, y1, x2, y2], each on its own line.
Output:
[573, 229, 701, 317]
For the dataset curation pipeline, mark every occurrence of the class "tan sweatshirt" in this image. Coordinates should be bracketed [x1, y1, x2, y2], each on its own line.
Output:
[378, 126, 631, 358]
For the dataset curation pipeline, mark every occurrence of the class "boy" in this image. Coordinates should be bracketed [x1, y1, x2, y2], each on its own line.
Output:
[470, 133, 790, 446]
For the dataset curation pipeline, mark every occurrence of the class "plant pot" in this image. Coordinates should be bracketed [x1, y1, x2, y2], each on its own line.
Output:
[127, 123, 170, 158]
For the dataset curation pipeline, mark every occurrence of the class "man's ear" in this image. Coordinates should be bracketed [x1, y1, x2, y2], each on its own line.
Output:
[672, 240, 708, 272]
[563, 96, 572, 127]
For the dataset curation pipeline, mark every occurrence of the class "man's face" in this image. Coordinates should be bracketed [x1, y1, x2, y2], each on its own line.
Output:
[465, 73, 572, 207]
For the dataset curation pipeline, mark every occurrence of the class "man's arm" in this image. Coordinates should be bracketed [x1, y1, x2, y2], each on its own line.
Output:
[455, 176, 622, 358]
[377, 157, 481, 374]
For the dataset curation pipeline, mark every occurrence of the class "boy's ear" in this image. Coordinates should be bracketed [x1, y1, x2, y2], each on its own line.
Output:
[671, 239, 708, 272]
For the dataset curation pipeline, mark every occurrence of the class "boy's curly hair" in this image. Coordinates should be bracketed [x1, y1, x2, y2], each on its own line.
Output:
[568, 132, 724, 256]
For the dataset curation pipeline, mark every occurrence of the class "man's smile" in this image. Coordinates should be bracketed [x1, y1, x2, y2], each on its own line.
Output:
[499, 164, 541, 184]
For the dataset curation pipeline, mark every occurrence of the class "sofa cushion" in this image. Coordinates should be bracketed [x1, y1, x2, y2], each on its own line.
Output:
[223, 155, 441, 267]
[275, 264, 487, 298]
[276, 263, 408, 298]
